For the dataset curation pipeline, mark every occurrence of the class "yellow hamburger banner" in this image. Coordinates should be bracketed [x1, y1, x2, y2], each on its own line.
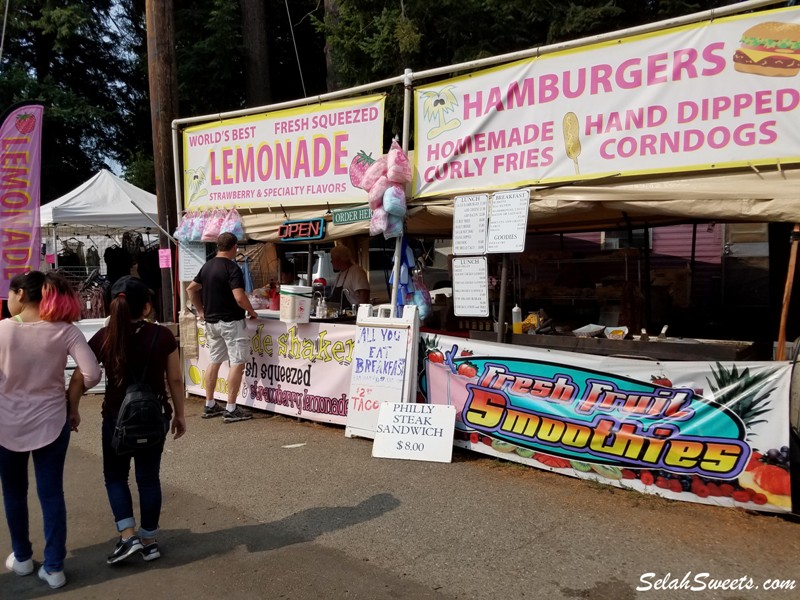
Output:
[183, 95, 385, 209]
[413, 6, 800, 198]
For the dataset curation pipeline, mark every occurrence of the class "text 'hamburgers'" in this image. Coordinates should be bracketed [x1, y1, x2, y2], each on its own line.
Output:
[733, 21, 800, 77]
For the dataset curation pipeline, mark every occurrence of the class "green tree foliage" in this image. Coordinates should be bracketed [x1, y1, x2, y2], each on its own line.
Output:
[315, 0, 736, 144]
[0, 0, 133, 200]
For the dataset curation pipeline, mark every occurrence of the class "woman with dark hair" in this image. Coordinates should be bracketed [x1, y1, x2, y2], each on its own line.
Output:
[70, 276, 186, 565]
[0, 271, 101, 590]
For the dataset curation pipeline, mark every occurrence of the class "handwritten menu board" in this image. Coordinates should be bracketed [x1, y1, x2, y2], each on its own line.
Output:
[179, 241, 208, 282]
[452, 256, 489, 317]
[345, 324, 410, 437]
[453, 194, 488, 255]
[486, 190, 530, 253]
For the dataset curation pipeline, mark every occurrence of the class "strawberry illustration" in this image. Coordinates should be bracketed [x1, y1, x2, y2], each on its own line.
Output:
[349, 151, 375, 188]
[14, 113, 36, 135]
[460, 350, 474, 356]
[456, 362, 478, 378]
[651, 374, 673, 387]
[427, 350, 445, 364]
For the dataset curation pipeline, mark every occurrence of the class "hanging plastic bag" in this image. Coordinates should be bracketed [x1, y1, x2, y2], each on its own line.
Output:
[189, 210, 208, 242]
[173, 212, 193, 242]
[387, 140, 412, 184]
[384, 213, 404, 239]
[369, 207, 388, 236]
[221, 208, 246, 240]
[179, 308, 199, 360]
[201, 208, 227, 242]
[409, 272, 432, 321]
[368, 176, 391, 210]
[360, 155, 388, 191]
[383, 184, 406, 217]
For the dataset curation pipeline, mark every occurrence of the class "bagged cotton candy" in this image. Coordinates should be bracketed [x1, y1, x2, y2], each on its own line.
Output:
[387, 140, 412, 184]
[383, 184, 406, 217]
[368, 175, 391, 210]
[360, 155, 388, 191]
[384, 213, 404, 239]
[369, 206, 388, 236]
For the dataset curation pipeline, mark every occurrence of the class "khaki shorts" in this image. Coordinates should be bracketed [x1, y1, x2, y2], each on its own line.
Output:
[205, 319, 249, 365]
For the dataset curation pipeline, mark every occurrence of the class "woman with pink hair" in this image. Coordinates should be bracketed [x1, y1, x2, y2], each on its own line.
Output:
[0, 271, 101, 589]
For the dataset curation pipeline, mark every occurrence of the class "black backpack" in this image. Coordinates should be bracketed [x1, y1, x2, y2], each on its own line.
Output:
[111, 328, 167, 455]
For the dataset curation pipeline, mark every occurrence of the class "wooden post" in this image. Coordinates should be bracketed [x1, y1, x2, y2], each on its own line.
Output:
[775, 223, 799, 361]
[145, 0, 179, 322]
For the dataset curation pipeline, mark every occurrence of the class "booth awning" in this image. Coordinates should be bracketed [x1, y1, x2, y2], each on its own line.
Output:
[240, 167, 800, 241]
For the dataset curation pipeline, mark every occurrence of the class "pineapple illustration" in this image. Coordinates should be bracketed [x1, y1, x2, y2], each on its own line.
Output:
[705, 362, 778, 438]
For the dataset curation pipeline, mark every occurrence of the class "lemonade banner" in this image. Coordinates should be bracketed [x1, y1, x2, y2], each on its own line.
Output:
[419, 334, 793, 513]
[183, 95, 385, 209]
[413, 6, 800, 198]
[0, 102, 44, 298]
[185, 318, 356, 425]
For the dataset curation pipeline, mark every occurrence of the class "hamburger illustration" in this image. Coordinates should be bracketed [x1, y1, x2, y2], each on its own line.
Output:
[733, 21, 800, 77]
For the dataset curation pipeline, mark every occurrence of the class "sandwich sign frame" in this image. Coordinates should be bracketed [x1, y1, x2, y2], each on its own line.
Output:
[412, 6, 800, 198]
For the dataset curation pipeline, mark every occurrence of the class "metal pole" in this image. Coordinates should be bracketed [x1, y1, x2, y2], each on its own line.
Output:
[497, 254, 509, 343]
[776, 224, 799, 361]
[389, 68, 413, 317]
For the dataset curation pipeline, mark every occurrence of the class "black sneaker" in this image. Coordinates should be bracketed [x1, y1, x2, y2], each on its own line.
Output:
[141, 542, 160, 562]
[202, 403, 224, 419]
[223, 406, 253, 423]
[107, 536, 143, 564]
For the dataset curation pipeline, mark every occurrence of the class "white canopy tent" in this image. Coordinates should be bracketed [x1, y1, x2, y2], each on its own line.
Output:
[40, 169, 158, 228]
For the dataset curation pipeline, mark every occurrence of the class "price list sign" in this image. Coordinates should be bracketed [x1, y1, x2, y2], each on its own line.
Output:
[372, 403, 455, 463]
[486, 190, 530, 254]
[179, 241, 208, 282]
[452, 256, 489, 317]
[453, 194, 488, 255]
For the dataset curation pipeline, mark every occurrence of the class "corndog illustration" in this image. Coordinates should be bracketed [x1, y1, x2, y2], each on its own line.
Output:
[563, 112, 581, 175]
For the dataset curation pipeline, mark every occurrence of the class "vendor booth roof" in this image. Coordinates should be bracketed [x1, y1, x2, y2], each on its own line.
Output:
[40, 169, 158, 228]
[241, 167, 800, 240]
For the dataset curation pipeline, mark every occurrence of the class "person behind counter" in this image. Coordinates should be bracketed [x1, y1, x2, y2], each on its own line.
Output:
[329, 245, 369, 309]
[186, 232, 257, 423]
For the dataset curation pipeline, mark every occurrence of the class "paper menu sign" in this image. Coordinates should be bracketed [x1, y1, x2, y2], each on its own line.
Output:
[452, 256, 489, 317]
[486, 190, 529, 253]
[453, 194, 488, 255]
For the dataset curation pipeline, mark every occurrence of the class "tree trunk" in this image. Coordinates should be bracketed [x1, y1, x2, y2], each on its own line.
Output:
[240, 0, 271, 106]
[324, 0, 342, 92]
[145, 0, 179, 322]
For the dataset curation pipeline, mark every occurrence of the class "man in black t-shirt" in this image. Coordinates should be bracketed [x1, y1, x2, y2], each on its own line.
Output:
[187, 233, 257, 423]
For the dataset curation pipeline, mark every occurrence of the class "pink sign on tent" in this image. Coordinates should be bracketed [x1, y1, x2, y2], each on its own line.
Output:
[0, 102, 44, 299]
[159, 248, 172, 268]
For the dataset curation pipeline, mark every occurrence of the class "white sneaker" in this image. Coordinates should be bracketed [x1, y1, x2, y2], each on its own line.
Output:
[38, 565, 66, 589]
[5, 552, 33, 576]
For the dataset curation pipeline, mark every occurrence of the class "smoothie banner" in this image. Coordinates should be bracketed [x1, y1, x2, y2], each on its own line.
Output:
[419, 334, 793, 513]
[182, 95, 385, 209]
[0, 102, 44, 298]
[413, 6, 800, 198]
[185, 318, 356, 425]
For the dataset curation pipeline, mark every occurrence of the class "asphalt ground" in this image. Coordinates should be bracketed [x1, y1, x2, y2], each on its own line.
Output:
[1, 395, 799, 600]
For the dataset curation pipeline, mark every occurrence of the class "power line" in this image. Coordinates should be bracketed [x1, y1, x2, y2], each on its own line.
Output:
[0, 0, 10, 70]
[284, 0, 306, 97]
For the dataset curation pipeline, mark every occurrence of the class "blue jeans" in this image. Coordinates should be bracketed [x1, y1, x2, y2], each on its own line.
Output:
[101, 417, 168, 538]
[0, 421, 71, 572]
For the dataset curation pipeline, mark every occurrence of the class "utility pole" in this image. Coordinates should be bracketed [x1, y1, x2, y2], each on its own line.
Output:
[146, 0, 179, 322]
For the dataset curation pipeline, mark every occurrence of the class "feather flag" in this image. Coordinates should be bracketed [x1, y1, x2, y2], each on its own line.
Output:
[0, 102, 44, 299]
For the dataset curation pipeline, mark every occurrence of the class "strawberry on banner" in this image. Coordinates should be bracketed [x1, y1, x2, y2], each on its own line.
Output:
[0, 102, 44, 299]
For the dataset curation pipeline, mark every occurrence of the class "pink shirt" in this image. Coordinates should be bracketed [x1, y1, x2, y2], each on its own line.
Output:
[0, 319, 101, 451]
